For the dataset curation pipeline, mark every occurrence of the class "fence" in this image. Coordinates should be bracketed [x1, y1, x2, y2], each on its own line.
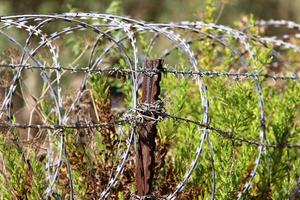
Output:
[0, 13, 299, 199]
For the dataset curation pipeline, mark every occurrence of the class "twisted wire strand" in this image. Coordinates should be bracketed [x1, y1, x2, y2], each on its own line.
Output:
[0, 64, 298, 81]
[1, 112, 299, 149]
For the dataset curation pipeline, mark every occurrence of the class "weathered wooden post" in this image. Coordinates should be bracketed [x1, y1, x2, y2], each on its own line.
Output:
[135, 59, 163, 198]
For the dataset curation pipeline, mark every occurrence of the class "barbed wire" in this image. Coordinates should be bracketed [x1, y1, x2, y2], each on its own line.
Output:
[1, 111, 300, 150]
[0, 13, 299, 200]
[0, 63, 298, 81]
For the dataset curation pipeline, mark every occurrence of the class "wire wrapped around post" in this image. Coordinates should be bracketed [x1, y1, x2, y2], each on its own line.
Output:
[135, 59, 163, 198]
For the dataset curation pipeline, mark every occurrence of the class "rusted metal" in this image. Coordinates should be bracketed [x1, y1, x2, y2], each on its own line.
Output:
[135, 59, 163, 198]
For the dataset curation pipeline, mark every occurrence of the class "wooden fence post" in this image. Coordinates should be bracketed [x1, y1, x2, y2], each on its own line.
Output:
[135, 59, 163, 198]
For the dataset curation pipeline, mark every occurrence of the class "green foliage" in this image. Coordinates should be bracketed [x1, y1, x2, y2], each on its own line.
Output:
[90, 74, 110, 104]
[0, 134, 46, 199]
[105, 1, 123, 15]
[203, 0, 217, 23]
